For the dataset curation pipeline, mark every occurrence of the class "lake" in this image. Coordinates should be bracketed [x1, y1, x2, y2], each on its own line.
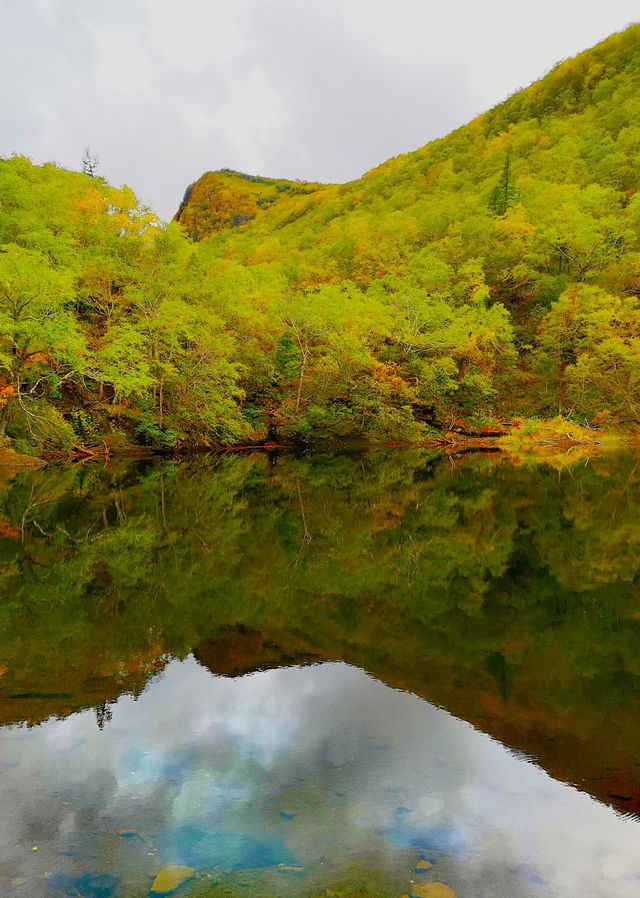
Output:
[0, 448, 639, 898]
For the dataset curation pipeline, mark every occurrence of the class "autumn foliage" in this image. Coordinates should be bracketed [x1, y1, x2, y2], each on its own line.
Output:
[2, 25, 640, 450]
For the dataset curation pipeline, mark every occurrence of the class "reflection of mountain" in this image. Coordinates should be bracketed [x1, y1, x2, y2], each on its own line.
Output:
[192, 627, 640, 819]
[0, 650, 168, 731]
[193, 626, 320, 677]
[1, 450, 639, 819]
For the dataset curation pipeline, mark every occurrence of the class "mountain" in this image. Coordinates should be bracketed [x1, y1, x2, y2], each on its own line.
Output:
[174, 168, 325, 241]
[1, 26, 639, 452]
[171, 23, 640, 436]
[178, 23, 640, 310]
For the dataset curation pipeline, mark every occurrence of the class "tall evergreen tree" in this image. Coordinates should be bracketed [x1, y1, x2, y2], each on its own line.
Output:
[489, 155, 518, 216]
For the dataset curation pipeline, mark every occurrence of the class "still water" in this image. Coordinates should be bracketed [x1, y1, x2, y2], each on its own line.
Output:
[0, 448, 639, 898]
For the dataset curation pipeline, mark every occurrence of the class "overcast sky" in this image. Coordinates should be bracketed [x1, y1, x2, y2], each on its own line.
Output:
[1, 1, 638, 220]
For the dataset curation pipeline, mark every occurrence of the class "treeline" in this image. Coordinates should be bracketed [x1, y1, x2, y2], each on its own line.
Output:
[1, 25, 640, 451]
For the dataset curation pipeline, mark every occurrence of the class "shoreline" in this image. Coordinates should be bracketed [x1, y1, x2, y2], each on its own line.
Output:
[1, 426, 636, 472]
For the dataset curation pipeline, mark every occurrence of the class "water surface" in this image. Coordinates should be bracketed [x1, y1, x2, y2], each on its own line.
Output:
[0, 448, 639, 897]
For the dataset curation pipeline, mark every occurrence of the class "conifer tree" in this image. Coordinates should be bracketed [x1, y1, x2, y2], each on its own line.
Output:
[489, 155, 518, 216]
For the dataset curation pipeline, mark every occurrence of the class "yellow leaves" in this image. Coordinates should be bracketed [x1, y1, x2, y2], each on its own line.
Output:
[368, 360, 412, 399]
[73, 185, 159, 241]
[175, 172, 262, 240]
[483, 129, 514, 161]
[584, 61, 606, 89]
[73, 187, 108, 219]
[249, 237, 281, 265]
[494, 204, 536, 244]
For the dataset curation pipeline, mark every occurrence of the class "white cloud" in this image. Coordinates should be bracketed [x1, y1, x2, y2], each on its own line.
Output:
[93, 29, 155, 95]
[141, 0, 254, 70]
[215, 66, 291, 173]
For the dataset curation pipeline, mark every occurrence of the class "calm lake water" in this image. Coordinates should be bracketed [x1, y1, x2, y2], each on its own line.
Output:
[0, 448, 639, 898]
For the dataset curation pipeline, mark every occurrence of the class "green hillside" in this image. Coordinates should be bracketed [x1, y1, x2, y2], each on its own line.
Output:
[174, 169, 325, 241]
[1, 25, 639, 452]
[194, 23, 640, 298]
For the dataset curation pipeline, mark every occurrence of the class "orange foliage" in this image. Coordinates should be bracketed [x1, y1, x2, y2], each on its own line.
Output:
[175, 174, 258, 240]
[0, 519, 20, 539]
[0, 384, 16, 410]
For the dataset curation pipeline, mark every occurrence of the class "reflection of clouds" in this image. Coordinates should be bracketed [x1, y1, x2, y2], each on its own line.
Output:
[0, 661, 639, 897]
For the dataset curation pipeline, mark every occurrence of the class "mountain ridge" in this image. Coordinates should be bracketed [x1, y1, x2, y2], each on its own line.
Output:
[176, 22, 640, 247]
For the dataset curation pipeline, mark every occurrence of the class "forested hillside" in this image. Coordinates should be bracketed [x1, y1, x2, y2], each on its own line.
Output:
[1, 25, 639, 452]
[174, 169, 324, 241]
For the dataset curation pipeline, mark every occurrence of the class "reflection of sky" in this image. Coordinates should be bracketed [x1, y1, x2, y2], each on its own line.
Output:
[1, 660, 640, 898]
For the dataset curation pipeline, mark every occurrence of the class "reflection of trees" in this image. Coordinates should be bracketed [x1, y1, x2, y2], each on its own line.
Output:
[531, 456, 640, 591]
[0, 450, 639, 811]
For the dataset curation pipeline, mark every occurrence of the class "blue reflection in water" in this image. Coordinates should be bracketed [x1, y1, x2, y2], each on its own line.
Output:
[47, 872, 119, 898]
[151, 824, 297, 869]
[378, 822, 463, 855]
[1, 659, 640, 898]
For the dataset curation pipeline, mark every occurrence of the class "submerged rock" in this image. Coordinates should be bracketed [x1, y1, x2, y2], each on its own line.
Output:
[415, 859, 432, 871]
[410, 884, 456, 898]
[150, 865, 194, 895]
[0, 448, 45, 468]
[276, 864, 305, 875]
[117, 828, 144, 842]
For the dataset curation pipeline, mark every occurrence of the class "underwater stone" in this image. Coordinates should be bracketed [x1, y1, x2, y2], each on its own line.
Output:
[117, 829, 143, 840]
[149, 865, 194, 895]
[410, 884, 456, 898]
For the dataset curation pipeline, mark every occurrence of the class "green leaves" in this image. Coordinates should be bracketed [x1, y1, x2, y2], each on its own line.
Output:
[0, 244, 85, 439]
[94, 323, 153, 399]
[535, 284, 640, 421]
[4, 18, 640, 453]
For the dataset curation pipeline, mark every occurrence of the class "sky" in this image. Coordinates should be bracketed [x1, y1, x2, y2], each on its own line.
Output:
[0, 1, 638, 220]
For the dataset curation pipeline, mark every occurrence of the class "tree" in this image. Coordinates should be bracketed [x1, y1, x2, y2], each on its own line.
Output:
[535, 284, 640, 421]
[489, 156, 518, 217]
[82, 148, 100, 179]
[0, 245, 85, 440]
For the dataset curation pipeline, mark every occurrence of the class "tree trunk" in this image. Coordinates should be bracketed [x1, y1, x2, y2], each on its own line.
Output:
[295, 353, 307, 414]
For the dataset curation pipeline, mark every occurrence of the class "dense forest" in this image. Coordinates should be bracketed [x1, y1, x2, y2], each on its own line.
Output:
[1, 25, 640, 452]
